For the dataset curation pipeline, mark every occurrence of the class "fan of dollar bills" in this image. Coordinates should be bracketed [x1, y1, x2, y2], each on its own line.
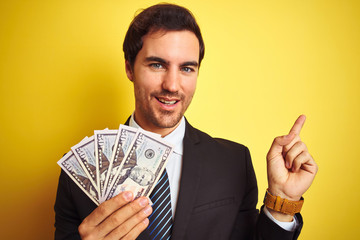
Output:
[57, 125, 174, 205]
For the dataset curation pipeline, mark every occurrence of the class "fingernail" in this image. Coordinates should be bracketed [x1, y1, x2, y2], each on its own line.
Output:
[147, 197, 153, 206]
[139, 197, 148, 207]
[143, 218, 149, 225]
[143, 205, 152, 215]
[123, 191, 133, 201]
[286, 162, 290, 168]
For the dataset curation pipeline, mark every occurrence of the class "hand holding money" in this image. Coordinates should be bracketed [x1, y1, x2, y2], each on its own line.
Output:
[57, 125, 173, 239]
[78, 191, 152, 240]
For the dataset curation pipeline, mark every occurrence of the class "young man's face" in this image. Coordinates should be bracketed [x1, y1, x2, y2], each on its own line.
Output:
[126, 30, 199, 136]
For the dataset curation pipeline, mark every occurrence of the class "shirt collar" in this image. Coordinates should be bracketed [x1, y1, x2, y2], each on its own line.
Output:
[129, 113, 185, 155]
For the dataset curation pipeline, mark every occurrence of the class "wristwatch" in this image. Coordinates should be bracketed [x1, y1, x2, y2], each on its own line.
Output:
[263, 189, 304, 216]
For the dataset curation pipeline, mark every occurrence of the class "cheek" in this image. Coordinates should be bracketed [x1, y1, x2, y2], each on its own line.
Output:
[133, 78, 153, 97]
[135, 72, 162, 92]
[184, 78, 197, 96]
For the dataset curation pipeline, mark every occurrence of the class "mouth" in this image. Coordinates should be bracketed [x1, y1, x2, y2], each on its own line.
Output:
[156, 97, 179, 105]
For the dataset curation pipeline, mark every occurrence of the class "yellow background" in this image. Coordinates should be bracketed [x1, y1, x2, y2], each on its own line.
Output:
[1, 0, 359, 239]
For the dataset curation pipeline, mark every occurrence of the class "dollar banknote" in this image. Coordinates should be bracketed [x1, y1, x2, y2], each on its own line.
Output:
[71, 136, 98, 191]
[57, 150, 99, 205]
[94, 129, 118, 199]
[102, 125, 138, 202]
[104, 131, 173, 201]
[57, 125, 170, 205]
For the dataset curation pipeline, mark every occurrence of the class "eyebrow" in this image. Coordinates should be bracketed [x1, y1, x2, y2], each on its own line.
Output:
[145, 56, 168, 64]
[145, 56, 199, 68]
[180, 61, 199, 68]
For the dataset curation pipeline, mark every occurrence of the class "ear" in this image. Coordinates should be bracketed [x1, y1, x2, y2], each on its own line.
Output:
[125, 61, 134, 82]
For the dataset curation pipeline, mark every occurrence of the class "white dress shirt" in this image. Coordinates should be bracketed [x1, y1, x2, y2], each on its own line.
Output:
[129, 114, 296, 231]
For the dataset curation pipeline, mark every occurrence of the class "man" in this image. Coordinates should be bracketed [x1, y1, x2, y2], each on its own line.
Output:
[55, 3, 317, 239]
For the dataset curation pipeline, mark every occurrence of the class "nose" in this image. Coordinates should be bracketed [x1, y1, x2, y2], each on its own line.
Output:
[162, 67, 180, 93]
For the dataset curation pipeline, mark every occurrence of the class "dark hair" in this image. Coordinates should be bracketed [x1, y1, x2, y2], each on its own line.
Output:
[123, 3, 205, 69]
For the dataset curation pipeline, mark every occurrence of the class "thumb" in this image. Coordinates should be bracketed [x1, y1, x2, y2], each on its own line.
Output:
[267, 133, 296, 160]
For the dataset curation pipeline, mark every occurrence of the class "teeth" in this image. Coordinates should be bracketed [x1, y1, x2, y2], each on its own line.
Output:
[158, 98, 177, 105]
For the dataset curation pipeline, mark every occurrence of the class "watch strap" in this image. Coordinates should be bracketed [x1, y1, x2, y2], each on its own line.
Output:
[264, 189, 304, 216]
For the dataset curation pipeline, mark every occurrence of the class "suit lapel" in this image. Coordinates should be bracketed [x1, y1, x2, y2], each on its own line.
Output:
[171, 121, 202, 240]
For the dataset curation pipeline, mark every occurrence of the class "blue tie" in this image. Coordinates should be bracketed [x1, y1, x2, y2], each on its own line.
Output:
[147, 170, 173, 240]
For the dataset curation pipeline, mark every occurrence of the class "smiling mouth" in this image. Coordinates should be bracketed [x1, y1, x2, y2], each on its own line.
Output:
[156, 97, 178, 105]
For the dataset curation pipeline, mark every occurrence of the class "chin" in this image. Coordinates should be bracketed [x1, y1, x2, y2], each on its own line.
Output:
[153, 112, 183, 129]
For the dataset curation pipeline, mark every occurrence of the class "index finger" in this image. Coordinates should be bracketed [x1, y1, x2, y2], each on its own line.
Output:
[289, 115, 306, 135]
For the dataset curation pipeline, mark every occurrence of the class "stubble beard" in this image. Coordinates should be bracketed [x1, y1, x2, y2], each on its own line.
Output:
[136, 89, 192, 129]
[149, 108, 184, 129]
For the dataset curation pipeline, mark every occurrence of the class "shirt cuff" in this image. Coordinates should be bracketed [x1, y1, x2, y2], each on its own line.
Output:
[263, 206, 298, 231]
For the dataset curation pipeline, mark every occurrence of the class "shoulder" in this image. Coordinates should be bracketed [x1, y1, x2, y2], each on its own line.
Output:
[184, 120, 250, 157]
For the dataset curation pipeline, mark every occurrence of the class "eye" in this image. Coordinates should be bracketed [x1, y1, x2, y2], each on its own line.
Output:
[150, 63, 164, 69]
[181, 67, 195, 73]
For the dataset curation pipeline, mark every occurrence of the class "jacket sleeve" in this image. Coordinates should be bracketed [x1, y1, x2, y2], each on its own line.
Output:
[54, 170, 82, 240]
[255, 207, 303, 240]
[230, 147, 303, 240]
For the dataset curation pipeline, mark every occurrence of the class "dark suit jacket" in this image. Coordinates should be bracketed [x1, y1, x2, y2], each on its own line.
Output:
[54, 119, 303, 239]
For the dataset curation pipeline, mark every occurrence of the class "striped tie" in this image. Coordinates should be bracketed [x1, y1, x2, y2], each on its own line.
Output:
[147, 170, 173, 240]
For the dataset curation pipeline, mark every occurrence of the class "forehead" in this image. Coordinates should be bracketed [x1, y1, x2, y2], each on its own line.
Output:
[139, 30, 200, 62]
